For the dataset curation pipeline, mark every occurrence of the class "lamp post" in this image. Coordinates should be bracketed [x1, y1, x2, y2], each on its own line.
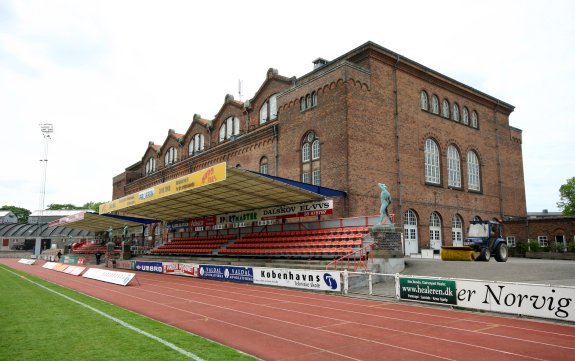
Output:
[36, 123, 53, 257]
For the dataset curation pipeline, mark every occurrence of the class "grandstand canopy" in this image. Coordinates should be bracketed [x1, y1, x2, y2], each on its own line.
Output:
[48, 211, 159, 232]
[98, 163, 346, 222]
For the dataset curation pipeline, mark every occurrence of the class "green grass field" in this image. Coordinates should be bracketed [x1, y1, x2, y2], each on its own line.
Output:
[0, 265, 256, 361]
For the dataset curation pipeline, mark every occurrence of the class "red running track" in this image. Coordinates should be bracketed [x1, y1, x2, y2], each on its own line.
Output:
[3, 259, 575, 361]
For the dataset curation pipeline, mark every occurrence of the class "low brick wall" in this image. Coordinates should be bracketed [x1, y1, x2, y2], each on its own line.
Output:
[525, 252, 575, 261]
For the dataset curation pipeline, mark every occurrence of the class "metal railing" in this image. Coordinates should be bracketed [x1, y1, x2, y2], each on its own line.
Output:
[326, 242, 374, 272]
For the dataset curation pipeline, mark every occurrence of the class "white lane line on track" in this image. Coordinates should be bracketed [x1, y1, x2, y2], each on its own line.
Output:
[1, 266, 205, 361]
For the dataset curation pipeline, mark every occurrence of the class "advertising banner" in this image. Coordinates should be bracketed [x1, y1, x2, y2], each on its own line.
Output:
[18, 259, 35, 265]
[163, 262, 199, 277]
[63, 265, 86, 276]
[455, 280, 575, 322]
[398, 276, 575, 323]
[115, 260, 134, 270]
[134, 261, 163, 273]
[82, 268, 136, 286]
[99, 162, 226, 214]
[199, 265, 253, 283]
[398, 277, 457, 305]
[42, 262, 58, 269]
[253, 267, 341, 292]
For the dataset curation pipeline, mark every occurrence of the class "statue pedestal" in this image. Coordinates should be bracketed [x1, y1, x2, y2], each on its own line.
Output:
[366, 225, 404, 275]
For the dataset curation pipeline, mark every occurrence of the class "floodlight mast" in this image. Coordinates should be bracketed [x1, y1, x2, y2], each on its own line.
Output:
[36, 123, 53, 256]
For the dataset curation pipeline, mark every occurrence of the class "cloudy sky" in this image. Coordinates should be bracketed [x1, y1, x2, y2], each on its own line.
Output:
[1, 0, 574, 214]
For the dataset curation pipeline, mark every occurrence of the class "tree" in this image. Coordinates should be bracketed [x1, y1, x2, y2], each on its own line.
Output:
[0, 205, 31, 223]
[82, 201, 105, 213]
[46, 204, 81, 210]
[557, 177, 575, 216]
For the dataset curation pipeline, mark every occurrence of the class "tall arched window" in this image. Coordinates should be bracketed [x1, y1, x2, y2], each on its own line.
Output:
[462, 107, 470, 125]
[164, 147, 177, 166]
[420, 91, 429, 111]
[145, 157, 156, 175]
[447, 145, 461, 188]
[259, 156, 268, 175]
[467, 150, 481, 191]
[300, 97, 306, 111]
[219, 116, 240, 142]
[189, 134, 204, 155]
[424, 139, 440, 184]
[431, 95, 440, 114]
[471, 111, 478, 128]
[442, 99, 450, 118]
[302, 131, 320, 185]
[429, 212, 442, 250]
[452, 103, 460, 122]
[452, 215, 463, 246]
[403, 209, 419, 255]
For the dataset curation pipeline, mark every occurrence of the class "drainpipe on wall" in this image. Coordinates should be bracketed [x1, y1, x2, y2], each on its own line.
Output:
[494, 100, 504, 219]
[393, 54, 403, 225]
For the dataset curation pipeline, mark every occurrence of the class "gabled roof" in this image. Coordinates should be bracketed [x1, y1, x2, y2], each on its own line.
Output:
[249, 68, 293, 107]
[212, 94, 244, 122]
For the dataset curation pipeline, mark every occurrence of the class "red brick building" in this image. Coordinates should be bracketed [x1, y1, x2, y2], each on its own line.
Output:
[111, 41, 526, 255]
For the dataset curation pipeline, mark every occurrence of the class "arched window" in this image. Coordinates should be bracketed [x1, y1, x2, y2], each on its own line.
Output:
[429, 212, 442, 250]
[467, 150, 481, 191]
[145, 157, 156, 175]
[259, 157, 268, 175]
[447, 145, 461, 188]
[311, 92, 317, 107]
[306, 94, 312, 109]
[403, 209, 419, 255]
[302, 131, 320, 185]
[471, 111, 478, 128]
[442, 99, 450, 118]
[259, 94, 278, 124]
[452, 103, 460, 122]
[219, 116, 240, 142]
[164, 147, 177, 166]
[420, 91, 428, 111]
[462, 107, 470, 125]
[424, 139, 440, 184]
[452, 215, 463, 246]
[300, 97, 306, 112]
[431, 95, 440, 114]
[189, 134, 204, 155]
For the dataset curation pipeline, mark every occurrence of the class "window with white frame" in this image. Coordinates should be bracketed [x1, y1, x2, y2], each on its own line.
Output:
[429, 212, 442, 249]
[467, 150, 481, 191]
[145, 157, 156, 175]
[259, 157, 268, 175]
[447, 145, 461, 188]
[538, 236, 548, 248]
[219, 116, 240, 142]
[471, 111, 478, 128]
[452, 215, 463, 246]
[404, 209, 418, 244]
[452, 103, 460, 122]
[424, 139, 440, 184]
[462, 107, 470, 125]
[442, 99, 450, 118]
[420, 91, 429, 111]
[189, 134, 204, 155]
[164, 147, 177, 166]
[506, 236, 516, 247]
[259, 94, 278, 124]
[302, 131, 320, 185]
[431, 95, 439, 114]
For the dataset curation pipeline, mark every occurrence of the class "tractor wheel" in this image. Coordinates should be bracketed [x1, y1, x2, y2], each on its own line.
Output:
[494, 242, 509, 262]
[479, 247, 491, 262]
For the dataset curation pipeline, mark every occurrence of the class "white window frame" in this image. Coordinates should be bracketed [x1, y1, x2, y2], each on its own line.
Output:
[431, 95, 439, 114]
[302, 143, 310, 162]
[311, 140, 320, 160]
[302, 172, 310, 184]
[442, 99, 450, 118]
[452, 103, 460, 122]
[165, 147, 177, 166]
[462, 107, 469, 125]
[471, 111, 478, 128]
[467, 151, 481, 191]
[404, 209, 418, 244]
[506, 236, 516, 248]
[312, 169, 320, 185]
[219, 116, 240, 142]
[447, 145, 461, 188]
[420, 91, 429, 111]
[259, 157, 268, 175]
[452, 215, 463, 246]
[538, 236, 548, 248]
[425, 139, 440, 184]
[429, 212, 442, 250]
[145, 157, 156, 175]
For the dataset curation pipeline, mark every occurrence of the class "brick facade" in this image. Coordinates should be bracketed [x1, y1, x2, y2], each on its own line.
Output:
[111, 41, 527, 253]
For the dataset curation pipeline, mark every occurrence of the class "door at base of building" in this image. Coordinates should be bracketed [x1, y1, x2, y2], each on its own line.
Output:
[405, 238, 418, 255]
[556, 235, 566, 252]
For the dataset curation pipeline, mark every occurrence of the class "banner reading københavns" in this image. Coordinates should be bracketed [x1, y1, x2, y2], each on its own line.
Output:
[398, 277, 457, 305]
[253, 267, 341, 292]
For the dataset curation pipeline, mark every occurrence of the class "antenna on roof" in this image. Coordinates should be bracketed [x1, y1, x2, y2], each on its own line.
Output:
[238, 79, 243, 101]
